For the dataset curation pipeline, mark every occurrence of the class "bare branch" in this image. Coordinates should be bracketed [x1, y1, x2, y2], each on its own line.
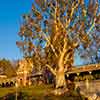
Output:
[41, 31, 58, 57]
[45, 64, 56, 76]
[58, 38, 67, 68]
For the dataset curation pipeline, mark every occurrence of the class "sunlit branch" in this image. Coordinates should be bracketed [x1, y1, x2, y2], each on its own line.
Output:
[70, 2, 79, 18]
[46, 64, 56, 76]
[41, 31, 58, 57]
[58, 38, 67, 69]
[65, 0, 79, 29]
[87, 21, 95, 35]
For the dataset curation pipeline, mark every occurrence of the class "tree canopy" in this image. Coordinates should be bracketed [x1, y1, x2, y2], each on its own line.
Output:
[17, 0, 100, 66]
[16, 0, 100, 89]
[0, 59, 16, 77]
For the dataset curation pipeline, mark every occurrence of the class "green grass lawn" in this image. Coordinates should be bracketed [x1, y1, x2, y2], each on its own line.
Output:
[0, 84, 53, 98]
[0, 85, 86, 100]
[0, 87, 15, 97]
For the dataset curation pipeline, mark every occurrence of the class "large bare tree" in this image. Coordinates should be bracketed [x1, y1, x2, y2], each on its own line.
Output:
[16, 0, 100, 91]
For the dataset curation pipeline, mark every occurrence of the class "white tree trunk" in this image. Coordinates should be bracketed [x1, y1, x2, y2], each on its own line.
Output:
[46, 38, 68, 89]
[56, 68, 66, 88]
[56, 38, 67, 88]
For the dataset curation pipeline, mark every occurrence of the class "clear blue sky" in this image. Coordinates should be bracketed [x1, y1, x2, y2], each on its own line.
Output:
[0, 0, 33, 60]
[0, 0, 99, 66]
[0, 0, 86, 65]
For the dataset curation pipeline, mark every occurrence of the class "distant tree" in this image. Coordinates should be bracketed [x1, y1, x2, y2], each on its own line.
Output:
[0, 59, 16, 77]
[17, 0, 99, 92]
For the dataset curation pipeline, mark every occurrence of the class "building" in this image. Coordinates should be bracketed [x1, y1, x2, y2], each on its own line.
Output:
[66, 63, 100, 81]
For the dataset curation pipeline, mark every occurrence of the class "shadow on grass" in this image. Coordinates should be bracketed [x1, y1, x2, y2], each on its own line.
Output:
[0, 85, 87, 100]
[0, 91, 87, 100]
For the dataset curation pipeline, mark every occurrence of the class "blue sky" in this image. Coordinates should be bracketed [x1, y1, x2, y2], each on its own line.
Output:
[0, 0, 85, 65]
[0, 0, 32, 60]
[0, 0, 99, 66]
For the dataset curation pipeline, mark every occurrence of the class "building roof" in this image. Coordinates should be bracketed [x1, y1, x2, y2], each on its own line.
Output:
[67, 63, 100, 74]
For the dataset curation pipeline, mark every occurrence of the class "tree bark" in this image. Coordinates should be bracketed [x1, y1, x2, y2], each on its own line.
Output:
[56, 68, 66, 88]
[56, 38, 67, 88]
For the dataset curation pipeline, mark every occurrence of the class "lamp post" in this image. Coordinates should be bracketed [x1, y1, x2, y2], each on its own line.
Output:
[23, 69, 28, 86]
[85, 78, 89, 94]
[15, 82, 18, 100]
